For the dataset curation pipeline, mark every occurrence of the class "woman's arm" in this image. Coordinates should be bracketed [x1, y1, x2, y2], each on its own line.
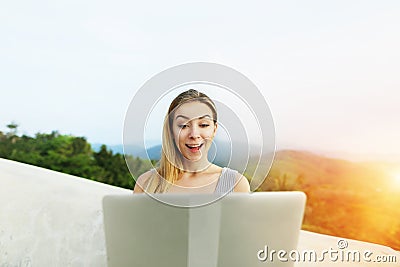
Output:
[233, 174, 251, 192]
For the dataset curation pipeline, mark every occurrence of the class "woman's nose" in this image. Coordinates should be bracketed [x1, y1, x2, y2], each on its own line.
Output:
[188, 125, 200, 138]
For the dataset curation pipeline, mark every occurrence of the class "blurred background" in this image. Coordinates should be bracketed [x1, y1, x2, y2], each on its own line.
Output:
[1, 0, 399, 250]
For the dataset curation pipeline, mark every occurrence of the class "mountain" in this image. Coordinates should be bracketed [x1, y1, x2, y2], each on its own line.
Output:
[261, 150, 400, 251]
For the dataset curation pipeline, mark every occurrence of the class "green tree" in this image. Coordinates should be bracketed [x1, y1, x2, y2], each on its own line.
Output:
[0, 124, 157, 190]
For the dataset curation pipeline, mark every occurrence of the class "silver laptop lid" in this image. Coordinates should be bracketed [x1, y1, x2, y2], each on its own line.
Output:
[103, 192, 306, 267]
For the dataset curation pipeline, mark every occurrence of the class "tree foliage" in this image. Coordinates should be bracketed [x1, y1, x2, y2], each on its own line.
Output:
[0, 124, 153, 189]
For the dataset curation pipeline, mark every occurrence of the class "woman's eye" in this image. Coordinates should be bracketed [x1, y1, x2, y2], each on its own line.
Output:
[200, 124, 210, 128]
[178, 124, 188, 129]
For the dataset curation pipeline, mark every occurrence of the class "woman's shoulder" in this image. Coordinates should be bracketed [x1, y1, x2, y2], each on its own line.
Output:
[224, 167, 250, 193]
[233, 173, 250, 192]
[133, 169, 157, 193]
[214, 166, 250, 193]
[138, 169, 156, 181]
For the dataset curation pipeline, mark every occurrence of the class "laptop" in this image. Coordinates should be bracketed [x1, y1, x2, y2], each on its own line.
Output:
[102, 192, 306, 267]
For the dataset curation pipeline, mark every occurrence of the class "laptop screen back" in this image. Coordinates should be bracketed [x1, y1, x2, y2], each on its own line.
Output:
[102, 192, 306, 267]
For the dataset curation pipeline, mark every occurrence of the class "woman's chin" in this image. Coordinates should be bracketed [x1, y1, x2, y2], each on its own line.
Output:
[182, 155, 202, 162]
[182, 152, 210, 164]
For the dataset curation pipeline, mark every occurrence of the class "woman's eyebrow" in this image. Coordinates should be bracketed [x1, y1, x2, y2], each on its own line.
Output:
[175, 114, 212, 120]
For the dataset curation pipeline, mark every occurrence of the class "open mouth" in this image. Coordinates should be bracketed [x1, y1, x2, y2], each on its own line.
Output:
[185, 143, 204, 152]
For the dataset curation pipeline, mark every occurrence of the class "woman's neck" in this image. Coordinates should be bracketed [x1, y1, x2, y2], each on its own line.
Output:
[181, 158, 212, 174]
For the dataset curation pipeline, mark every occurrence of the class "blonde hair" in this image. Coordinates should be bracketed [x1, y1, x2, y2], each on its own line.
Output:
[145, 89, 217, 193]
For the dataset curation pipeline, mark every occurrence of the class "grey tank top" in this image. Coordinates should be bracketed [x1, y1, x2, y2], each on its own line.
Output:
[214, 167, 238, 193]
[148, 167, 238, 193]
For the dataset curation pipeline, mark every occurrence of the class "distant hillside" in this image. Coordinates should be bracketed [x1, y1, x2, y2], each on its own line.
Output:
[92, 141, 252, 165]
[260, 150, 400, 251]
[263, 150, 391, 190]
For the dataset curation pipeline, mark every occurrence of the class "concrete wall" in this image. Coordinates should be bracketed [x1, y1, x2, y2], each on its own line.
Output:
[0, 158, 398, 266]
[0, 158, 129, 266]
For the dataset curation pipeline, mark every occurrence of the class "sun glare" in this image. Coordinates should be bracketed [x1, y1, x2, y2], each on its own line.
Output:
[393, 173, 400, 187]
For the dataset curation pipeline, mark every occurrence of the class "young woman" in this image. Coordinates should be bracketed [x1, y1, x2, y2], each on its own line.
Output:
[133, 89, 250, 193]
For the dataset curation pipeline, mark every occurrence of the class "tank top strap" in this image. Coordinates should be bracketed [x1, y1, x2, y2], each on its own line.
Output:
[214, 167, 237, 193]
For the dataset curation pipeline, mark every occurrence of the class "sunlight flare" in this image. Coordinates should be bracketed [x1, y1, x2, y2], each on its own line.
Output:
[392, 173, 400, 187]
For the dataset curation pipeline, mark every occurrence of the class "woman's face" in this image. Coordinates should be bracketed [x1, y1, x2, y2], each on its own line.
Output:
[171, 101, 217, 162]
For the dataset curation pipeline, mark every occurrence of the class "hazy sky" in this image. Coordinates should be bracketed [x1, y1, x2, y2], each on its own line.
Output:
[1, 1, 399, 158]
